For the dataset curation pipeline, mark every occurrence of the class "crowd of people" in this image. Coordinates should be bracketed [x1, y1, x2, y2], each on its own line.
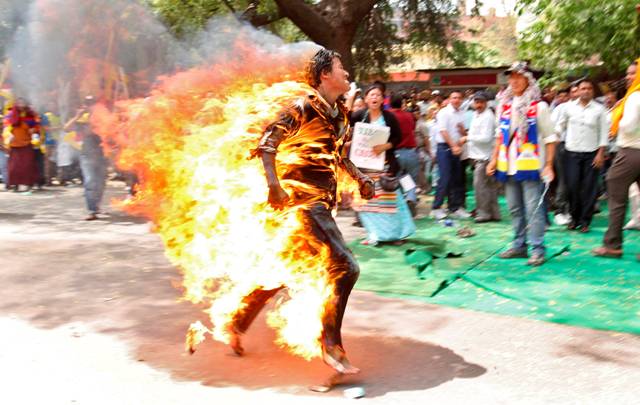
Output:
[0, 94, 108, 220]
[1, 56, 639, 264]
[344, 58, 640, 265]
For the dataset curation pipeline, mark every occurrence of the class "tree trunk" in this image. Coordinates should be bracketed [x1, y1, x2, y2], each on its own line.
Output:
[273, 0, 378, 77]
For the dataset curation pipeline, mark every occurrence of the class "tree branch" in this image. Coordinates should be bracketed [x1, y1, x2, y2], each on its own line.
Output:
[241, 1, 285, 27]
[221, 0, 236, 13]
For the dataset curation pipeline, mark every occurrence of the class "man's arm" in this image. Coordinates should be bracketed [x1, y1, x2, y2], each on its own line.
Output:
[256, 103, 302, 210]
[339, 156, 375, 199]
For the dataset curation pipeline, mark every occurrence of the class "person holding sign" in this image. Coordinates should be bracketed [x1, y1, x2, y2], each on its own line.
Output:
[350, 84, 416, 246]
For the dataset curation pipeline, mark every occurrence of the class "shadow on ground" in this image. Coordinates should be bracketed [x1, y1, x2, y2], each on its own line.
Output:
[1, 237, 485, 398]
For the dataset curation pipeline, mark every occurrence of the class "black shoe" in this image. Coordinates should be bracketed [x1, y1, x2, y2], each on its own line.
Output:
[567, 222, 578, 230]
[498, 248, 528, 259]
[527, 253, 545, 266]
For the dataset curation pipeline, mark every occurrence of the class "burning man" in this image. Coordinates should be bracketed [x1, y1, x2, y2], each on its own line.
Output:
[232, 48, 375, 375]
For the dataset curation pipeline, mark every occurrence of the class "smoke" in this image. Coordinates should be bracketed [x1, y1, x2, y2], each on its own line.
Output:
[4, 0, 318, 115]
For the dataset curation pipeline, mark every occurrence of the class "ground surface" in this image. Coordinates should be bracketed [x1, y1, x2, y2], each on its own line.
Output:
[1, 184, 639, 404]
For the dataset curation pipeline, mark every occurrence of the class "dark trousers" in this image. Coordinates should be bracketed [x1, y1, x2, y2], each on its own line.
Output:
[604, 148, 640, 250]
[552, 142, 569, 214]
[433, 143, 464, 211]
[231, 204, 359, 350]
[565, 150, 600, 226]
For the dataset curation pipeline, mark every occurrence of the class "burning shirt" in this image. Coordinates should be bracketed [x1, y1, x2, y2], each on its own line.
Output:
[256, 90, 365, 209]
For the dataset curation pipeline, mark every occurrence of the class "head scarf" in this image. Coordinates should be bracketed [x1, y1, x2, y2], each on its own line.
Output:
[499, 62, 541, 142]
[610, 57, 640, 136]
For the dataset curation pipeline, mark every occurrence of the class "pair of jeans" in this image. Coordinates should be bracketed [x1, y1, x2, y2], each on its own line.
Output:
[79, 155, 106, 214]
[432, 143, 464, 211]
[564, 150, 600, 226]
[231, 204, 359, 350]
[394, 148, 420, 203]
[505, 177, 546, 256]
[0, 151, 8, 186]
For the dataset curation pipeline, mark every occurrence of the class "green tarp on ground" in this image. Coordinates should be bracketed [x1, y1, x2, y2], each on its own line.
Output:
[350, 198, 640, 335]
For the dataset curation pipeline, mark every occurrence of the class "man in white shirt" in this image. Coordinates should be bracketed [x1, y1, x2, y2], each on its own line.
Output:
[593, 60, 640, 259]
[465, 91, 500, 222]
[487, 62, 558, 266]
[431, 91, 470, 219]
[555, 79, 608, 232]
[550, 88, 572, 224]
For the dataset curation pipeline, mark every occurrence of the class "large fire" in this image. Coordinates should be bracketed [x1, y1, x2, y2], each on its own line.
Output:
[93, 41, 359, 360]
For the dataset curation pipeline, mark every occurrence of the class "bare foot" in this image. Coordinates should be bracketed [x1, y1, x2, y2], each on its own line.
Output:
[227, 326, 244, 356]
[322, 346, 360, 375]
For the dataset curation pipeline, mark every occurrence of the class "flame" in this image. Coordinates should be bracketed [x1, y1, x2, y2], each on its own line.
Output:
[93, 40, 360, 360]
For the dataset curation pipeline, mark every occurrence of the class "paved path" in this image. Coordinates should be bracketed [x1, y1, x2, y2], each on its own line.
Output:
[1, 184, 639, 404]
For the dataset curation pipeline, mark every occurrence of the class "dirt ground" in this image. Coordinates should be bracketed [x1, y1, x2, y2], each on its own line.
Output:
[1, 184, 639, 404]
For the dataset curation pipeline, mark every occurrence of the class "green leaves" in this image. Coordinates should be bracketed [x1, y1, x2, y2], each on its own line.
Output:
[518, 0, 640, 81]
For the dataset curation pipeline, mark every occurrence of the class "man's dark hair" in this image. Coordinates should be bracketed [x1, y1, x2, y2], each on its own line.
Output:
[305, 48, 341, 88]
[390, 93, 404, 109]
[577, 78, 596, 88]
[557, 88, 570, 95]
[449, 90, 463, 98]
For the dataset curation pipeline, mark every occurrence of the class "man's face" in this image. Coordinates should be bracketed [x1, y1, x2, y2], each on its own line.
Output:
[604, 92, 617, 109]
[508, 73, 528, 96]
[543, 88, 556, 103]
[578, 81, 594, 103]
[449, 92, 463, 109]
[556, 92, 569, 104]
[626, 63, 637, 88]
[323, 57, 350, 95]
[569, 86, 579, 100]
[473, 99, 487, 112]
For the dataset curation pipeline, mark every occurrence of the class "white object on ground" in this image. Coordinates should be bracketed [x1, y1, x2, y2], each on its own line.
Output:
[343, 386, 366, 399]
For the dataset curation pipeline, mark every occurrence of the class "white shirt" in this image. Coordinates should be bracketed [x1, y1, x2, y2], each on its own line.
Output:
[496, 98, 557, 175]
[551, 100, 574, 142]
[556, 99, 608, 152]
[618, 91, 640, 149]
[468, 108, 495, 160]
[436, 104, 466, 144]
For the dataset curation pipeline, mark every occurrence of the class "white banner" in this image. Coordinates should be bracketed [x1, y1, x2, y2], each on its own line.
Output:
[349, 122, 390, 171]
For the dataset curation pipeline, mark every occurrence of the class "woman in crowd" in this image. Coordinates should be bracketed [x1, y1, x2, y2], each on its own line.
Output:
[350, 84, 415, 246]
[3, 98, 39, 192]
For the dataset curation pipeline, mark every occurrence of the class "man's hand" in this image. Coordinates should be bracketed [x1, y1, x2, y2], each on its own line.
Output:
[486, 159, 497, 176]
[268, 184, 290, 210]
[458, 136, 468, 146]
[456, 123, 467, 136]
[372, 144, 387, 156]
[359, 178, 375, 200]
[592, 151, 605, 169]
[541, 165, 555, 183]
[451, 145, 462, 156]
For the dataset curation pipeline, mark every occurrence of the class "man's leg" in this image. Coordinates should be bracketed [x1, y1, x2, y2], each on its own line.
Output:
[522, 180, 546, 257]
[473, 160, 491, 220]
[564, 151, 581, 227]
[504, 177, 527, 252]
[580, 151, 600, 227]
[396, 148, 420, 203]
[307, 205, 360, 374]
[432, 144, 451, 210]
[603, 149, 640, 250]
[554, 142, 569, 214]
[79, 157, 98, 214]
[448, 154, 464, 212]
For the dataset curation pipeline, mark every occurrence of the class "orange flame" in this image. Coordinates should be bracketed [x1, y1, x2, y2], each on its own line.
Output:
[93, 40, 360, 360]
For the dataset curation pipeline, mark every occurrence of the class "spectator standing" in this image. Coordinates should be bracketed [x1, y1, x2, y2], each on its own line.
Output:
[3, 98, 40, 192]
[431, 91, 470, 220]
[555, 79, 608, 232]
[550, 87, 574, 225]
[487, 62, 558, 266]
[389, 93, 419, 215]
[351, 85, 415, 245]
[65, 96, 107, 220]
[466, 91, 500, 223]
[593, 60, 640, 259]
